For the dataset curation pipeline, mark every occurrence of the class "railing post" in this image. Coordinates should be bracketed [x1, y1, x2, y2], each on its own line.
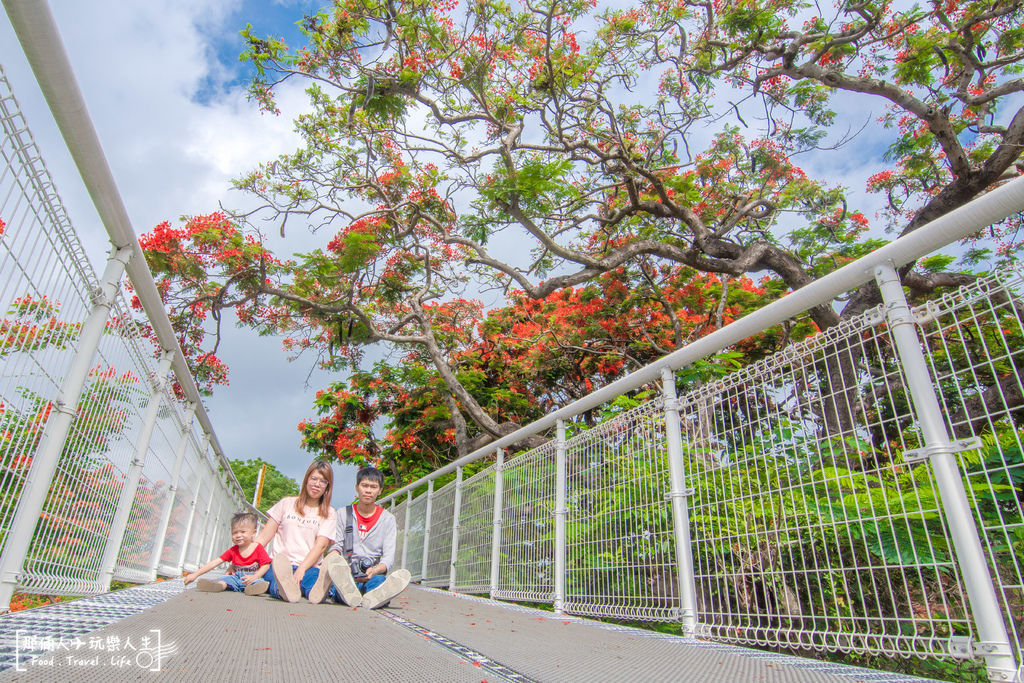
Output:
[0, 247, 132, 611]
[448, 467, 464, 591]
[147, 403, 196, 579]
[875, 262, 1017, 681]
[401, 492, 412, 571]
[97, 351, 174, 588]
[193, 465, 218, 568]
[420, 480, 434, 581]
[554, 419, 567, 614]
[177, 473, 201, 571]
[205, 489, 224, 561]
[489, 448, 504, 599]
[661, 366, 700, 634]
[178, 438, 209, 570]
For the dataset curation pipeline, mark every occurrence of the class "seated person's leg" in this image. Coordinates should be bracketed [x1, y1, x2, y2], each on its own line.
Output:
[270, 556, 302, 602]
[298, 567, 321, 598]
[219, 574, 246, 592]
[264, 566, 278, 598]
[360, 569, 412, 610]
[358, 574, 387, 594]
[323, 552, 361, 606]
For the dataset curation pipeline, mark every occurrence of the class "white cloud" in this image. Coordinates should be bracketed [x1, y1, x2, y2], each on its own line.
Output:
[1, 0, 354, 494]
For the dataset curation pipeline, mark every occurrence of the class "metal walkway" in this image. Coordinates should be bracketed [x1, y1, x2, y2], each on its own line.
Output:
[0, 582, 934, 682]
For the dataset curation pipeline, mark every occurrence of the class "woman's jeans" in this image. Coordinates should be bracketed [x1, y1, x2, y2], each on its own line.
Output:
[265, 564, 320, 600]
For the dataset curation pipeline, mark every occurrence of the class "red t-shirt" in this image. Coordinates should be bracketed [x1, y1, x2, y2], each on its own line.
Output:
[220, 543, 272, 573]
[354, 505, 383, 539]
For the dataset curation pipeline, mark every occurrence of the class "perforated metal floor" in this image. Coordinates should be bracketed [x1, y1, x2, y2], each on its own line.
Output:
[0, 583, 938, 682]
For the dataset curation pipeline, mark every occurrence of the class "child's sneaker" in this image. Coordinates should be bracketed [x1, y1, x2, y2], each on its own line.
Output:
[324, 551, 362, 607]
[360, 569, 411, 610]
[244, 580, 269, 596]
[307, 567, 331, 604]
[196, 579, 224, 592]
[272, 555, 301, 603]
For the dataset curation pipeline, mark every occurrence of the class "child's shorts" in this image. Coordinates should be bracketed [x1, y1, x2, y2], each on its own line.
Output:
[216, 573, 267, 592]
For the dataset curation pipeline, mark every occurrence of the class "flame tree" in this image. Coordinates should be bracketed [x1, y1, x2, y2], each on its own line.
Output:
[140, 0, 1024, 471]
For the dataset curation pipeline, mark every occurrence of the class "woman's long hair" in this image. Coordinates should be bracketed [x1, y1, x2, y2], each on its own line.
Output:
[294, 460, 333, 519]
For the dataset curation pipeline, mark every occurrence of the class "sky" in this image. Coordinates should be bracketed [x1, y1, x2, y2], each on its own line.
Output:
[0, 0, 362, 504]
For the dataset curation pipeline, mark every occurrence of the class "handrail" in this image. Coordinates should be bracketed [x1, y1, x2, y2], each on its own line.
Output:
[383, 174, 1024, 501]
[2, 0, 246, 499]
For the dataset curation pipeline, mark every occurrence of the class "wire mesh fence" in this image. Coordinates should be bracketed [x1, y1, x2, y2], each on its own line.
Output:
[423, 480, 456, 587]
[387, 262, 1024, 678]
[404, 492, 427, 582]
[494, 440, 557, 603]
[565, 398, 678, 622]
[0, 65, 244, 605]
[112, 389, 179, 582]
[919, 267, 1024, 664]
[681, 303, 971, 657]
[453, 464, 496, 594]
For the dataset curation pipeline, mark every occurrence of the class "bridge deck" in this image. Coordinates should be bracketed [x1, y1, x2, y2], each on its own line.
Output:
[0, 582, 932, 682]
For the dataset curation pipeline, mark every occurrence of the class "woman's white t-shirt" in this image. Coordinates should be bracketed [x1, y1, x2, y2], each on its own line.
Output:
[267, 496, 337, 566]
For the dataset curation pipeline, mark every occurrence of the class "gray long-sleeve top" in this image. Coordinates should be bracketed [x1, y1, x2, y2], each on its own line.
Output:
[329, 505, 397, 572]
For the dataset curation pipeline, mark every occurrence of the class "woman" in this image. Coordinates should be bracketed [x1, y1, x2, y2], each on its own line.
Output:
[256, 460, 337, 602]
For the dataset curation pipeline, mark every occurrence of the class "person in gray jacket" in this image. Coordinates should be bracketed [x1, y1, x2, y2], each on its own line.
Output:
[309, 466, 411, 609]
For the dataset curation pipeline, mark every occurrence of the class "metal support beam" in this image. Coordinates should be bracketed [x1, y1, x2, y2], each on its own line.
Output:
[178, 438, 210, 570]
[489, 449, 505, 599]
[204, 491, 224, 563]
[554, 420, 567, 613]
[98, 352, 174, 588]
[662, 367, 699, 633]
[0, 247, 131, 611]
[875, 262, 1017, 681]
[192, 465, 218, 569]
[401, 492, 412, 571]
[147, 403, 196, 578]
[420, 481, 434, 582]
[448, 467, 464, 591]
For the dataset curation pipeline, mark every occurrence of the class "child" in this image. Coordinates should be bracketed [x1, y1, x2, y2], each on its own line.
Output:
[184, 511, 272, 594]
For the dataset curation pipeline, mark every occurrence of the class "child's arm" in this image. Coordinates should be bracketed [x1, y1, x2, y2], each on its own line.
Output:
[184, 557, 225, 584]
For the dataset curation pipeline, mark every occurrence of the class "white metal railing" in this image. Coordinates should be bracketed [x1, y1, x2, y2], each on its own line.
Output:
[384, 183, 1024, 680]
[0, 2, 252, 610]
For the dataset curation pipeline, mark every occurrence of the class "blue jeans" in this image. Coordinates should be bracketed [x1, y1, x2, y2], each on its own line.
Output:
[265, 563, 320, 600]
[215, 573, 267, 592]
[327, 573, 386, 602]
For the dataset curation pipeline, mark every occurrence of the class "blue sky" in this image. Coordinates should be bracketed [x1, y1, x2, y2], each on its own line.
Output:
[198, 0, 325, 99]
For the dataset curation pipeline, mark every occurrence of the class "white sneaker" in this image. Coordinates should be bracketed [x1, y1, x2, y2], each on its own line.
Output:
[325, 551, 362, 607]
[360, 569, 411, 610]
[196, 579, 224, 592]
[307, 565, 332, 604]
[272, 555, 300, 603]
